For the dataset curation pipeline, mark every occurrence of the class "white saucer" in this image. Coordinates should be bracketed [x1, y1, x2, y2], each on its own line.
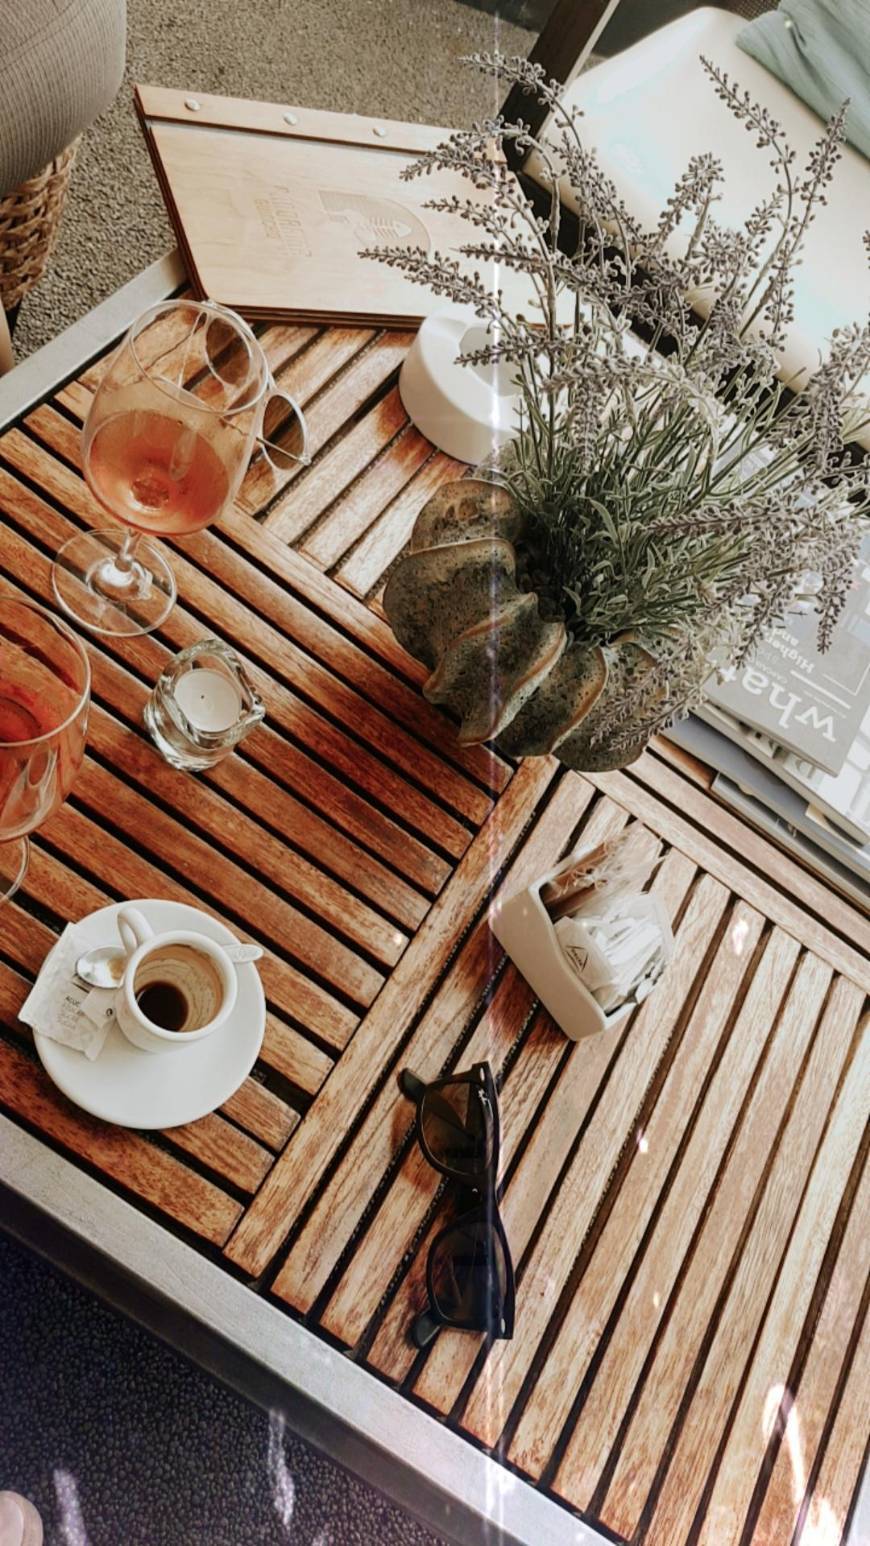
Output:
[33, 898, 266, 1129]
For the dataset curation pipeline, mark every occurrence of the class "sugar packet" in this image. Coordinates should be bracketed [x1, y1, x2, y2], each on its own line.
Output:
[19, 923, 117, 1061]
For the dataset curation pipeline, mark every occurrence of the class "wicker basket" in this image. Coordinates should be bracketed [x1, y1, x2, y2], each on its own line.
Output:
[0, 140, 80, 312]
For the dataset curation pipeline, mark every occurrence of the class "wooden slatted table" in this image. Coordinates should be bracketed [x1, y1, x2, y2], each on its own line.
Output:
[0, 255, 868, 1546]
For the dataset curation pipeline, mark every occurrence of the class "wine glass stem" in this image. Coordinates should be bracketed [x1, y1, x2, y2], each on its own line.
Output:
[0, 835, 30, 905]
[116, 530, 141, 574]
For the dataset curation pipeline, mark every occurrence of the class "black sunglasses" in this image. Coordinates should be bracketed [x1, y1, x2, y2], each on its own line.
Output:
[399, 1061, 515, 1349]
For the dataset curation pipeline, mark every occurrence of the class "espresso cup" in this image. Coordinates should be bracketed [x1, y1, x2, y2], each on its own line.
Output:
[114, 906, 238, 1053]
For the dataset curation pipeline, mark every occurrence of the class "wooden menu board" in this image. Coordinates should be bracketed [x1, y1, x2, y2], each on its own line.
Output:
[135, 86, 512, 326]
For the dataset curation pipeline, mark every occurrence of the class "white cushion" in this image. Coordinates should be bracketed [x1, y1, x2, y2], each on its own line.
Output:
[526, 7, 870, 441]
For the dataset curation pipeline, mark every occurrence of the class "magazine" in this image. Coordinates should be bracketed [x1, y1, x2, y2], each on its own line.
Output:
[713, 774, 870, 912]
[705, 539, 870, 775]
[695, 700, 870, 846]
[668, 709, 870, 880]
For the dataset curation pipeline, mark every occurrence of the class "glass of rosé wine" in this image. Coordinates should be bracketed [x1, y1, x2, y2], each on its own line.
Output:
[52, 300, 309, 637]
[0, 597, 90, 904]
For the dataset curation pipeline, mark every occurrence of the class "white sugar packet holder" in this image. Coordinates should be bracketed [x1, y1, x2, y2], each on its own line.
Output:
[19, 922, 117, 1060]
[490, 847, 674, 1041]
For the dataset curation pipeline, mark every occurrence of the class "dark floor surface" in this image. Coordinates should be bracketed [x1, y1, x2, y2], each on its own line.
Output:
[0, 1232, 446, 1546]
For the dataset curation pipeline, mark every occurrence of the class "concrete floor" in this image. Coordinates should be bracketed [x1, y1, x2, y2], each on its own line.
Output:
[14, 0, 532, 358]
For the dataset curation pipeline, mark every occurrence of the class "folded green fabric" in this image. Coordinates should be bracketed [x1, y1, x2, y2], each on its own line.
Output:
[737, 0, 870, 161]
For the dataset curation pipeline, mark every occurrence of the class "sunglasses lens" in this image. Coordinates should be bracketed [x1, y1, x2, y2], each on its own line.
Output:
[261, 392, 307, 469]
[429, 1216, 509, 1331]
[420, 1080, 494, 1178]
[205, 314, 254, 391]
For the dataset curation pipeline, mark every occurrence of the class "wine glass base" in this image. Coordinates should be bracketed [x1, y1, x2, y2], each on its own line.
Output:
[0, 836, 30, 905]
[52, 529, 177, 637]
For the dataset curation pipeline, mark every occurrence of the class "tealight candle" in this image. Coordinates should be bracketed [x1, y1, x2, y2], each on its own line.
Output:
[173, 668, 243, 734]
[144, 639, 265, 771]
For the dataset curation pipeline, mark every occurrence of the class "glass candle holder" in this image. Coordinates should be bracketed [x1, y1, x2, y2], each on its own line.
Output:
[144, 639, 265, 771]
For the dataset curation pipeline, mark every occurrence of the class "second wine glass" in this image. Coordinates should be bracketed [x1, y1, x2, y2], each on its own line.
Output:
[52, 299, 308, 637]
[0, 596, 91, 904]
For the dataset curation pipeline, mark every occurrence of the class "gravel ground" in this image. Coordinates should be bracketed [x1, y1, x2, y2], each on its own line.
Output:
[13, 0, 531, 358]
[0, 1231, 447, 1546]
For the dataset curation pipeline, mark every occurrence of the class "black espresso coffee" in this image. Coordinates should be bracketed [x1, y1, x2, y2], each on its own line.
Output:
[136, 980, 190, 1032]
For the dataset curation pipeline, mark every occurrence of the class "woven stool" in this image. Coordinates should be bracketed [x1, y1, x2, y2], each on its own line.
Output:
[0, 139, 79, 315]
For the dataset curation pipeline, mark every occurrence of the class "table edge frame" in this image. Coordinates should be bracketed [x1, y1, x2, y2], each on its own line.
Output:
[0, 251, 187, 434]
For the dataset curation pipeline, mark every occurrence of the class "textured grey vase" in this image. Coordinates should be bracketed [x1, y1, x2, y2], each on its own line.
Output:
[383, 479, 655, 772]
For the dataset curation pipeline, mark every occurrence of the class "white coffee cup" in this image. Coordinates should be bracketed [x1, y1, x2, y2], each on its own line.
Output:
[114, 906, 238, 1053]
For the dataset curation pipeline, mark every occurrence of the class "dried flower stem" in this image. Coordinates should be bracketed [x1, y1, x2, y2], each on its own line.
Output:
[364, 54, 870, 759]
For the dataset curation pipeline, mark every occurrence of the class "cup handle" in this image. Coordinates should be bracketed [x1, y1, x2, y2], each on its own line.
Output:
[117, 906, 154, 957]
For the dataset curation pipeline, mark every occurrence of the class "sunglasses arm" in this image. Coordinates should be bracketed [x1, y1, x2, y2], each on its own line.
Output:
[411, 1308, 443, 1350]
[399, 1068, 427, 1103]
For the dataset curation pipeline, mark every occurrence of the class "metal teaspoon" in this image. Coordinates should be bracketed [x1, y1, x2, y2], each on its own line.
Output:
[75, 940, 264, 989]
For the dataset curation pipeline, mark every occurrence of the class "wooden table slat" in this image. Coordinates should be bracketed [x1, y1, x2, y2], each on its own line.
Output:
[0, 427, 492, 839]
[335, 448, 466, 597]
[751, 1156, 870, 1545]
[220, 1080, 300, 1151]
[301, 421, 432, 569]
[0, 1039, 242, 1245]
[262, 333, 414, 536]
[590, 765, 870, 989]
[283, 383, 410, 546]
[573, 952, 837, 1532]
[628, 748, 870, 958]
[645, 978, 864, 1546]
[239, 329, 386, 516]
[549, 926, 809, 1511]
[504, 898, 766, 1481]
[792, 1307, 870, 1546]
[89, 695, 402, 976]
[694, 998, 867, 1546]
[161, 1111, 274, 1194]
[225, 755, 561, 1279]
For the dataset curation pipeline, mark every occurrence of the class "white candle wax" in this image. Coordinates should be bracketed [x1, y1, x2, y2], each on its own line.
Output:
[173, 667, 242, 733]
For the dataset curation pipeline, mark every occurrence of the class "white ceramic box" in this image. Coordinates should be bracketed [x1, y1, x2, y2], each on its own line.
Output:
[490, 846, 670, 1042]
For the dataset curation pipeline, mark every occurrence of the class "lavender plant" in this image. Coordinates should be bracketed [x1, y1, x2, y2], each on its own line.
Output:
[367, 54, 870, 755]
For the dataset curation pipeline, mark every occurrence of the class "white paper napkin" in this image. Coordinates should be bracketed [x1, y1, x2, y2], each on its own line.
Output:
[19, 923, 117, 1060]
